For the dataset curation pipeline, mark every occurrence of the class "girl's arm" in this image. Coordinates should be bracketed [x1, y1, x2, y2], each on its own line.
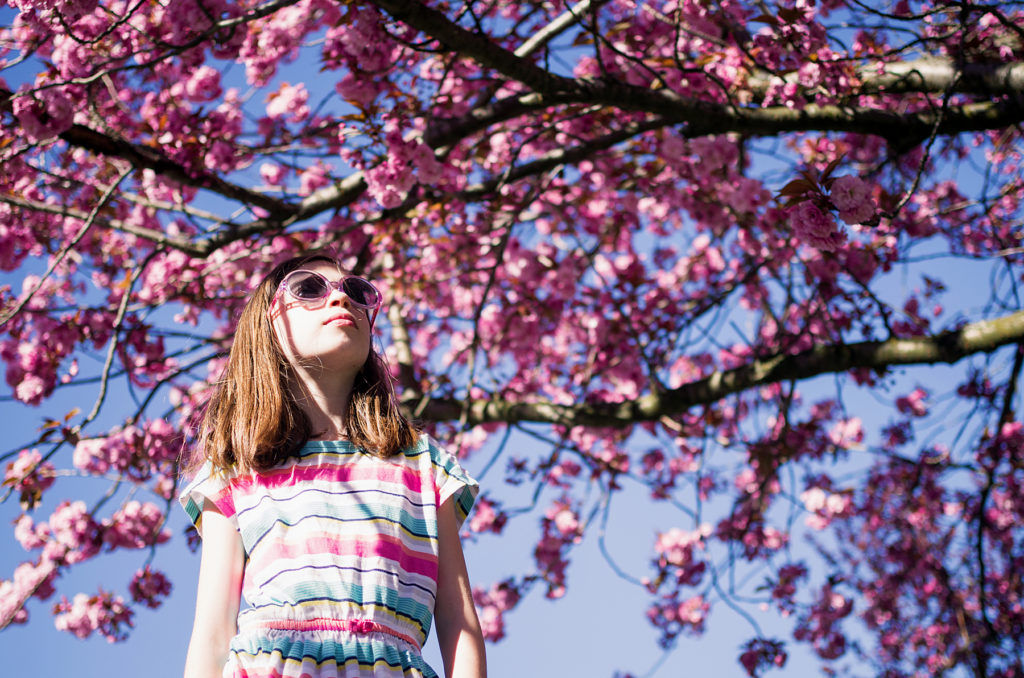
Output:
[434, 497, 487, 678]
[184, 502, 245, 678]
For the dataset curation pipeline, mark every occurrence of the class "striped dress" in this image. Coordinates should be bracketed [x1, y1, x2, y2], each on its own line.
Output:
[179, 435, 478, 678]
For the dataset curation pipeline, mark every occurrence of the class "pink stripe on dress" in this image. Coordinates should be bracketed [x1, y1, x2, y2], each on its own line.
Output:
[248, 534, 439, 581]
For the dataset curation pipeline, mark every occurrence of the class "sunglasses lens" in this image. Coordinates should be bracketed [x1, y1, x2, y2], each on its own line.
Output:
[342, 278, 379, 307]
[287, 272, 330, 300]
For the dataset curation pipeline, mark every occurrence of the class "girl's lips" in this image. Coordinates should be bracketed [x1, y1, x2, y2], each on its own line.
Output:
[324, 314, 356, 326]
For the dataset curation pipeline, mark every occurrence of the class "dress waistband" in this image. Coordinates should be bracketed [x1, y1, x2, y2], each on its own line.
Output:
[252, 618, 420, 649]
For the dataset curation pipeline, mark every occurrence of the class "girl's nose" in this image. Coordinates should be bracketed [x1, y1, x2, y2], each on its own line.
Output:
[326, 284, 351, 306]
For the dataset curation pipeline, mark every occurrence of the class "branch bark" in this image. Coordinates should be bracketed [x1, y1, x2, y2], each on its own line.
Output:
[747, 58, 1024, 97]
[408, 310, 1024, 427]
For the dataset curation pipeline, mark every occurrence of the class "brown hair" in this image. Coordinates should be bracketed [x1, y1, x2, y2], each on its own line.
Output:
[184, 253, 417, 476]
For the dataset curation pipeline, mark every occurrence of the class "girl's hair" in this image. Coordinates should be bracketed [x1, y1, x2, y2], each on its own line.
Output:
[185, 253, 418, 475]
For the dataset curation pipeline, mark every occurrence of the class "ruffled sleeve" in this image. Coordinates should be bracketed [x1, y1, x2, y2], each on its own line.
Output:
[177, 459, 239, 537]
[426, 436, 479, 530]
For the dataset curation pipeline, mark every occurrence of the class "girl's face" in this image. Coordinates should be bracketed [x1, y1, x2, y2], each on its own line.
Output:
[268, 261, 374, 375]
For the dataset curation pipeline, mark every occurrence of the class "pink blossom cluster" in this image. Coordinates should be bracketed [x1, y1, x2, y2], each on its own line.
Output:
[299, 161, 332, 197]
[533, 499, 582, 599]
[118, 325, 178, 388]
[800, 486, 852, 530]
[0, 558, 57, 626]
[8, 0, 98, 22]
[181, 65, 222, 103]
[128, 566, 171, 609]
[264, 82, 310, 123]
[1, 276, 89, 405]
[72, 419, 181, 489]
[45, 500, 101, 564]
[236, 0, 336, 86]
[365, 123, 444, 208]
[716, 499, 788, 560]
[983, 421, 1024, 468]
[11, 85, 77, 142]
[640, 441, 700, 499]
[788, 202, 847, 251]
[53, 590, 134, 642]
[466, 496, 508, 535]
[829, 176, 875, 225]
[652, 525, 710, 587]
[472, 579, 521, 642]
[793, 585, 852, 660]
[134, 82, 245, 175]
[769, 563, 808, 614]
[646, 594, 710, 647]
[544, 459, 582, 489]
[895, 387, 929, 417]
[322, 6, 397, 107]
[569, 430, 630, 486]
[101, 501, 170, 550]
[14, 514, 49, 551]
[4, 496, 167, 633]
[739, 638, 788, 677]
[3, 448, 55, 509]
[827, 417, 863, 449]
[833, 459, 971, 671]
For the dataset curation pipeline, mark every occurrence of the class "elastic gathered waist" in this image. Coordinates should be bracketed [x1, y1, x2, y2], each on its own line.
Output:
[252, 618, 420, 650]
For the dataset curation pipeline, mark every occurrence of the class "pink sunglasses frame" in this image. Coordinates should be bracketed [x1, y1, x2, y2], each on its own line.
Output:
[269, 270, 383, 327]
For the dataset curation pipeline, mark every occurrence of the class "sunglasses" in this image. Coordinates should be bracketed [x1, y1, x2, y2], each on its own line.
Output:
[275, 270, 383, 326]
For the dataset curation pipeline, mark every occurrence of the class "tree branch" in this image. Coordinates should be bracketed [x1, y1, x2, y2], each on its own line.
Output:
[408, 310, 1024, 427]
[746, 58, 1024, 97]
[514, 0, 611, 58]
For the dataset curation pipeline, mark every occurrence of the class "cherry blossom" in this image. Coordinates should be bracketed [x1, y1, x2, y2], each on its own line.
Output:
[128, 566, 171, 609]
[53, 590, 134, 642]
[4, 449, 55, 509]
[828, 175, 875, 225]
[789, 202, 847, 252]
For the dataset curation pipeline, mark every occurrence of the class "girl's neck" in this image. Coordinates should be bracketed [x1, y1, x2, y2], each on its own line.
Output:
[289, 368, 354, 440]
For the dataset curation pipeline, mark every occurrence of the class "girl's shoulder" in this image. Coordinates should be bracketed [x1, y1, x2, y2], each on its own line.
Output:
[178, 457, 243, 533]
[395, 433, 457, 465]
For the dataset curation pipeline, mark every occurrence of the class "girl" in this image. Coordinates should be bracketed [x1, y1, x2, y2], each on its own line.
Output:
[179, 254, 486, 678]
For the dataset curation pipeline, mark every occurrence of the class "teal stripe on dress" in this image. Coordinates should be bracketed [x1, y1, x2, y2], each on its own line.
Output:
[231, 633, 436, 677]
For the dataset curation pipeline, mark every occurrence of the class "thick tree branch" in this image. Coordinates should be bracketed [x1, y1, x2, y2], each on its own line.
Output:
[424, 92, 553, 150]
[409, 310, 1024, 427]
[747, 58, 1024, 97]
